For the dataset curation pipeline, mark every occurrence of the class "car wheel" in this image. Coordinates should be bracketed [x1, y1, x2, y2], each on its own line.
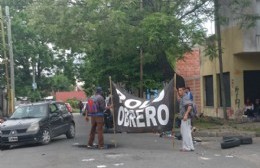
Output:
[41, 129, 51, 145]
[221, 137, 241, 149]
[66, 123, 75, 139]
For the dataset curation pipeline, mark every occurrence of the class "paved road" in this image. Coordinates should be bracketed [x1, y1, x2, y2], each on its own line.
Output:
[0, 113, 259, 168]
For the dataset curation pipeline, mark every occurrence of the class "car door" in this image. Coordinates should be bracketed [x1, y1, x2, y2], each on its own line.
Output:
[56, 102, 71, 133]
[49, 103, 64, 137]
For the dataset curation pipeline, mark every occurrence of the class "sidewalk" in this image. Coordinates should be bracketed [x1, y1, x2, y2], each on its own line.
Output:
[194, 128, 257, 137]
[194, 122, 260, 137]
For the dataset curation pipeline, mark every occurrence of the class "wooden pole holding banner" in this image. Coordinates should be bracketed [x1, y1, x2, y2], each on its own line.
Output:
[109, 76, 117, 148]
[172, 73, 177, 148]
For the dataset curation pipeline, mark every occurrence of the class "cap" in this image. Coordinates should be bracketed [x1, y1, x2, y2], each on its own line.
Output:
[96, 86, 102, 93]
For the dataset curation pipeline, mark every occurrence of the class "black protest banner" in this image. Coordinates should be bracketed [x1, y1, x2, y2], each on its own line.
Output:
[112, 79, 174, 133]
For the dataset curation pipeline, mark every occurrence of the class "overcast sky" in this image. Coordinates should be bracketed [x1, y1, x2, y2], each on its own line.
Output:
[204, 20, 215, 36]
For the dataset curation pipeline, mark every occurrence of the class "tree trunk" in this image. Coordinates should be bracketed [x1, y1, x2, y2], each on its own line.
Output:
[215, 0, 228, 120]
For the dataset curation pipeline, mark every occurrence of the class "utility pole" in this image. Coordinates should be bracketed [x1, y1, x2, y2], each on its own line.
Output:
[32, 62, 37, 91]
[140, 47, 143, 98]
[0, 6, 10, 116]
[139, 0, 143, 98]
[140, 0, 143, 9]
[5, 6, 15, 114]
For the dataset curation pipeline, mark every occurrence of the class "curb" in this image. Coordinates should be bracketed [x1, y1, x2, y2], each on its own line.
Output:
[194, 130, 257, 137]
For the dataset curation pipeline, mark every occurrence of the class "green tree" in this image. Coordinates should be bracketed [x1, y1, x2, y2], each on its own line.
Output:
[3, 0, 257, 100]
[0, 0, 77, 98]
[25, 0, 210, 94]
[51, 74, 73, 92]
[0, 0, 257, 121]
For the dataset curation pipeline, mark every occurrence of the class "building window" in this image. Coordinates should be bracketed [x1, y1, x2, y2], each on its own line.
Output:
[204, 75, 214, 106]
[217, 72, 231, 107]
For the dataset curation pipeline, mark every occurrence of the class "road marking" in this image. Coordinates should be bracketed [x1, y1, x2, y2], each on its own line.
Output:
[199, 156, 211, 160]
[97, 165, 107, 168]
[106, 154, 124, 159]
[82, 158, 95, 162]
[113, 163, 124, 166]
[225, 155, 234, 158]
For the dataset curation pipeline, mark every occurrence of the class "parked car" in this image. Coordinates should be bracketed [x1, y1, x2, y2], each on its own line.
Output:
[65, 103, 73, 113]
[0, 101, 75, 149]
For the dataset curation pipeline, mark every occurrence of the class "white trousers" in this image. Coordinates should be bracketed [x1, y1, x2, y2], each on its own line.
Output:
[180, 119, 194, 151]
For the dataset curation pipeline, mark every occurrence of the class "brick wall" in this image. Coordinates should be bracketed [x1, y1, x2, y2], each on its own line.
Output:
[176, 49, 201, 113]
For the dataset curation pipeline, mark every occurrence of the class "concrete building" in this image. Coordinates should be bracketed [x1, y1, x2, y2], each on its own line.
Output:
[200, 0, 260, 118]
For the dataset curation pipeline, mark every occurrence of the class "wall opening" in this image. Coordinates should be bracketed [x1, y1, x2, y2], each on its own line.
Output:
[244, 70, 260, 104]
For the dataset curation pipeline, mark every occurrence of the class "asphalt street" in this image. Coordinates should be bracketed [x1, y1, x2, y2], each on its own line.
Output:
[0, 113, 259, 168]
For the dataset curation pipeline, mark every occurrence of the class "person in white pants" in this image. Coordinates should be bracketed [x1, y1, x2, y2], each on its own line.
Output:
[177, 87, 195, 152]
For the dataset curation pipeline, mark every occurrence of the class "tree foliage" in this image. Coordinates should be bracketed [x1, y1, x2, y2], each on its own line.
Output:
[0, 0, 77, 98]
[23, 0, 212, 94]
[1, 0, 257, 99]
[204, 0, 260, 59]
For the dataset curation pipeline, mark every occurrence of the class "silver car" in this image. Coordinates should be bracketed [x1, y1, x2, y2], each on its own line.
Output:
[0, 101, 75, 149]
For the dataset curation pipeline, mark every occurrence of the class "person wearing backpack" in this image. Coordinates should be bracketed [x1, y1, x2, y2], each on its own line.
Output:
[177, 86, 195, 152]
[85, 87, 106, 149]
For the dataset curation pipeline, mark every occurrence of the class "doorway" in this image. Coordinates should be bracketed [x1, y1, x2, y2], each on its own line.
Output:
[244, 70, 260, 103]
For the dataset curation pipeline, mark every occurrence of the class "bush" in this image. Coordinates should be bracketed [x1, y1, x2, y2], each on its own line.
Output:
[67, 98, 79, 109]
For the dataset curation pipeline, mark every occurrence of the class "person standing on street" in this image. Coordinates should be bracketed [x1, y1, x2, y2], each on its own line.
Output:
[78, 100, 84, 115]
[85, 87, 106, 149]
[186, 86, 196, 132]
[104, 92, 114, 130]
[177, 86, 195, 152]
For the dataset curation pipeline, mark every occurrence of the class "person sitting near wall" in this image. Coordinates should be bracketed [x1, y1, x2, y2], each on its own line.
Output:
[244, 98, 254, 118]
[253, 99, 260, 118]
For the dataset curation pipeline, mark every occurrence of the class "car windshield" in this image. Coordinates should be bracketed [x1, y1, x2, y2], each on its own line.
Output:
[10, 104, 48, 119]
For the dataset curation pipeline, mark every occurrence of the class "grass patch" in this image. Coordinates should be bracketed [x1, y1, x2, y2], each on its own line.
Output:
[72, 109, 80, 113]
[193, 116, 224, 129]
[231, 123, 260, 134]
[194, 116, 260, 134]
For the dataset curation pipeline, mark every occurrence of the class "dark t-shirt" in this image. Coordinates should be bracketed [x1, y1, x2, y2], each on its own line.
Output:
[78, 102, 83, 109]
